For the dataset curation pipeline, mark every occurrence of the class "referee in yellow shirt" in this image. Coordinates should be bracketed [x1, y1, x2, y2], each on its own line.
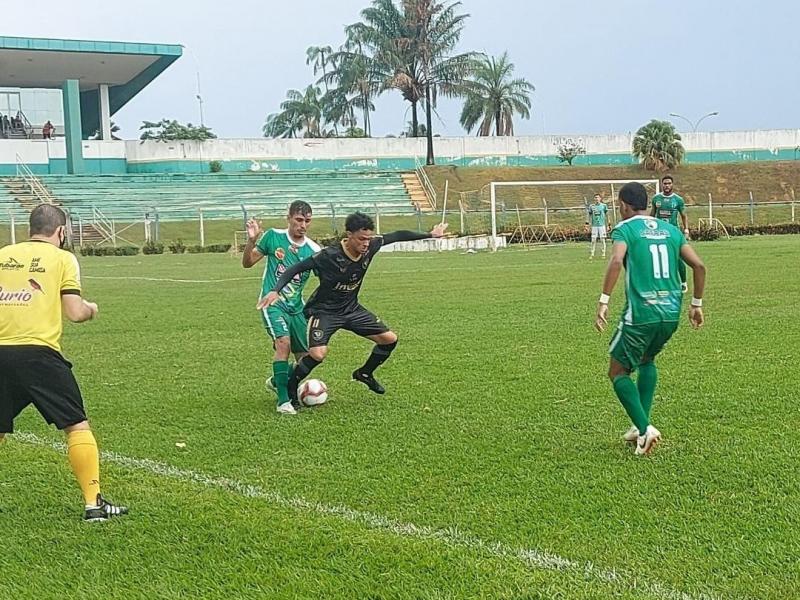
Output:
[0, 204, 127, 521]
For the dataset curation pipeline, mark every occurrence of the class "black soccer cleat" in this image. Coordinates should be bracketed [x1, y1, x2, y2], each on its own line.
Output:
[84, 494, 129, 522]
[352, 370, 385, 395]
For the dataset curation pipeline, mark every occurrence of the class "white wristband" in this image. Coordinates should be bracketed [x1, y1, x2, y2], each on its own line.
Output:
[599, 293, 610, 304]
[691, 297, 702, 307]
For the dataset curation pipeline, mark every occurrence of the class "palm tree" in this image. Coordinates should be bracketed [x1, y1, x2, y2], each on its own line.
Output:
[398, 0, 477, 164]
[349, 0, 477, 161]
[353, 0, 424, 137]
[459, 52, 534, 136]
[307, 45, 338, 135]
[263, 86, 327, 138]
[633, 120, 686, 171]
[322, 28, 379, 137]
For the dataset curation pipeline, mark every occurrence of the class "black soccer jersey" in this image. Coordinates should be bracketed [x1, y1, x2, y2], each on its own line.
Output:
[271, 230, 430, 314]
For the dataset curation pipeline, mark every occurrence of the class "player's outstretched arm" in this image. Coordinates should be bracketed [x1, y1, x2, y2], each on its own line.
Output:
[256, 256, 315, 309]
[242, 218, 265, 268]
[595, 241, 627, 332]
[62, 294, 98, 323]
[680, 244, 706, 328]
[381, 223, 448, 245]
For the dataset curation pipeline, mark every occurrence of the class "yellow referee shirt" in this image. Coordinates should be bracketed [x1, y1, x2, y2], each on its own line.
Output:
[0, 241, 82, 352]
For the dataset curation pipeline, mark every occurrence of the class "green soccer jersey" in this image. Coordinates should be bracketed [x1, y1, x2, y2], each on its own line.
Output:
[611, 215, 687, 325]
[257, 228, 321, 314]
[651, 193, 685, 227]
[589, 203, 608, 227]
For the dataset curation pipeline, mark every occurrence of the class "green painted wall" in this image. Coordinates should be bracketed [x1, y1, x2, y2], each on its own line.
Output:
[2, 149, 799, 177]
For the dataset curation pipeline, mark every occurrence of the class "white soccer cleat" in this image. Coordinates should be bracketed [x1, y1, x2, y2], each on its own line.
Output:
[265, 376, 277, 394]
[681, 282, 689, 294]
[622, 425, 639, 443]
[635, 425, 661, 456]
[276, 402, 297, 415]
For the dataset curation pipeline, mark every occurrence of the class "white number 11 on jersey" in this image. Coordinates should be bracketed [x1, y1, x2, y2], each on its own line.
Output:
[649, 244, 670, 279]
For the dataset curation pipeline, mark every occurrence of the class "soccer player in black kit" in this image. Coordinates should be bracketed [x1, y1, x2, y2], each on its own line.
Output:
[258, 211, 448, 402]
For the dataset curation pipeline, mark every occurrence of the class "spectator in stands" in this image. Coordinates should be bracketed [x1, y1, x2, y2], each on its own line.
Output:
[43, 121, 55, 139]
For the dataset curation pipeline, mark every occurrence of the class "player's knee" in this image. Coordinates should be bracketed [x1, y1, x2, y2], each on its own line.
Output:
[309, 346, 327, 362]
[274, 336, 291, 357]
[381, 331, 398, 346]
[63, 420, 91, 433]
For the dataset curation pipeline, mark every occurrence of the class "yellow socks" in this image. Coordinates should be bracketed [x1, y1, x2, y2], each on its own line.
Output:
[66, 430, 101, 506]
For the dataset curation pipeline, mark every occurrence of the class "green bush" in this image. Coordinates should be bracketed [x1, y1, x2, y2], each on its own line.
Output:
[168, 240, 187, 254]
[187, 243, 232, 254]
[79, 245, 139, 256]
[142, 241, 165, 255]
[209, 160, 223, 173]
[205, 243, 232, 253]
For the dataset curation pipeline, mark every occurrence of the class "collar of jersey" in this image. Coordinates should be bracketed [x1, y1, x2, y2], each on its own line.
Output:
[617, 214, 653, 225]
[340, 240, 362, 262]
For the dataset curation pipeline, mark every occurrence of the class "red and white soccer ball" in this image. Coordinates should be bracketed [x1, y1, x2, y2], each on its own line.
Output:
[299, 379, 328, 406]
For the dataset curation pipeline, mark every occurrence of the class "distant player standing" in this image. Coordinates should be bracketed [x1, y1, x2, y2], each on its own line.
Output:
[651, 175, 690, 291]
[242, 201, 320, 415]
[595, 183, 706, 455]
[586, 193, 609, 259]
[259, 212, 447, 401]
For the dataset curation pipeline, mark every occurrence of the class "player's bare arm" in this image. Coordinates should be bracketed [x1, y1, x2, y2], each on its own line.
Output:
[256, 256, 315, 309]
[595, 241, 627, 332]
[241, 218, 265, 268]
[680, 244, 706, 328]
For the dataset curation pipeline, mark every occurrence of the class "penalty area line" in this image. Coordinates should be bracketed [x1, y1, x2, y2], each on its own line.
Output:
[14, 432, 720, 600]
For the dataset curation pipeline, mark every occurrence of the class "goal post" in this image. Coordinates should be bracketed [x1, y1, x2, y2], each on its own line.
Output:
[487, 179, 661, 250]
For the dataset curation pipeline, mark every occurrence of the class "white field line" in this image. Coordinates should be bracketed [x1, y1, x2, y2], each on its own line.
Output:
[15, 432, 723, 600]
[84, 275, 261, 284]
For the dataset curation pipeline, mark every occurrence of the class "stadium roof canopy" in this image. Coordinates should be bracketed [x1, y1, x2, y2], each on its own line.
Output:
[0, 36, 182, 173]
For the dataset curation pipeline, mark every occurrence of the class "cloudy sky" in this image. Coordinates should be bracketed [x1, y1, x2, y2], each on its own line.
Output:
[7, 0, 800, 138]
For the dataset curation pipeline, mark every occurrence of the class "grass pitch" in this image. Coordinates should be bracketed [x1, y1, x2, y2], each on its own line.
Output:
[2, 236, 798, 599]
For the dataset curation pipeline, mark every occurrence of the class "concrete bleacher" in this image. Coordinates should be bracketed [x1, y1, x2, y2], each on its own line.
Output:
[0, 171, 421, 223]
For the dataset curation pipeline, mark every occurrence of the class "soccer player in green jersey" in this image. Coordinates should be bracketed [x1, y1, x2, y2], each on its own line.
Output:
[595, 182, 706, 455]
[651, 175, 690, 291]
[585, 193, 609, 259]
[242, 201, 321, 415]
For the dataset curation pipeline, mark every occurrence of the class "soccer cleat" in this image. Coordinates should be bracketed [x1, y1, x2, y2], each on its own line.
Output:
[265, 376, 277, 394]
[352, 370, 385, 394]
[622, 425, 639, 443]
[276, 401, 297, 415]
[84, 494, 128, 522]
[681, 282, 688, 294]
[635, 425, 661, 456]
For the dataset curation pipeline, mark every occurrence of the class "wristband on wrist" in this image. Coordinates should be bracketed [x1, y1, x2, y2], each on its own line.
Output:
[691, 297, 702, 307]
[599, 293, 610, 304]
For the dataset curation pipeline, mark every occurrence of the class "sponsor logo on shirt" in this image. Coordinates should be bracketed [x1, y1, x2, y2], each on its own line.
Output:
[0, 257, 25, 271]
[0, 286, 34, 305]
[334, 281, 362, 292]
[275, 248, 285, 261]
[28, 257, 46, 273]
[275, 263, 302, 285]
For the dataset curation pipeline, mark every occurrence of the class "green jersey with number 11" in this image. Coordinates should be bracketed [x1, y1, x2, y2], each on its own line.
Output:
[611, 215, 686, 325]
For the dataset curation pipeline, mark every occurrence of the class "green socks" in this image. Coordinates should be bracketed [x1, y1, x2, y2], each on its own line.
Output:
[637, 362, 658, 418]
[613, 375, 649, 434]
[273, 360, 290, 406]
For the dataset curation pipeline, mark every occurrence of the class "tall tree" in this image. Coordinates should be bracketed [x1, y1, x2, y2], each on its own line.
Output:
[632, 120, 686, 171]
[306, 45, 338, 135]
[322, 28, 379, 137]
[458, 52, 534, 136]
[399, 0, 476, 164]
[263, 86, 328, 138]
[139, 119, 216, 141]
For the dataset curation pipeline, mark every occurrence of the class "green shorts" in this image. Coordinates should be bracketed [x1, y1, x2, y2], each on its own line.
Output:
[260, 306, 309, 353]
[609, 320, 679, 370]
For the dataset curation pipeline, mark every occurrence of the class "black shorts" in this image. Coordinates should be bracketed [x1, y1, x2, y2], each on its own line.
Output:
[0, 345, 87, 433]
[306, 305, 391, 347]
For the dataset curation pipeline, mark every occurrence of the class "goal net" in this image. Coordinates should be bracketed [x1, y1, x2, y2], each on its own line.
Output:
[458, 179, 660, 249]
